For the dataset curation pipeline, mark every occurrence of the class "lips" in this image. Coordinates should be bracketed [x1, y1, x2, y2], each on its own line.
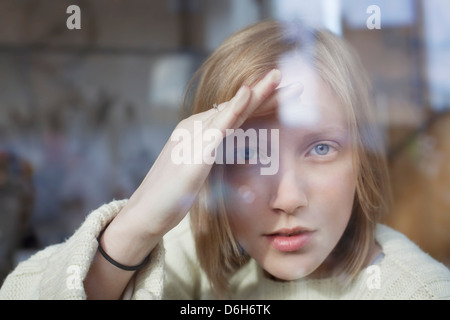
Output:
[267, 227, 310, 237]
[265, 227, 314, 252]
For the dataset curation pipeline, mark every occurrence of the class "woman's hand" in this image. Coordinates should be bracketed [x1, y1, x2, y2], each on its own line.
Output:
[84, 69, 282, 299]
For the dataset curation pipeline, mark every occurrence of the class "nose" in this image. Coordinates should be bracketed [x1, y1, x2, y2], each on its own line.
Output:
[269, 164, 308, 215]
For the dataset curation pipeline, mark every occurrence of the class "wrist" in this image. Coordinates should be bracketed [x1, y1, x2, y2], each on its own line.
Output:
[97, 223, 151, 271]
[99, 207, 162, 268]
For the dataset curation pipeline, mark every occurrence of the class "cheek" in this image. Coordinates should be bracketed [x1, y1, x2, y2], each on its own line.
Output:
[225, 166, 266, 204]
[309, 157, 356, 230]
[223, 172, 268, 235]
[314, 164, 355, 204]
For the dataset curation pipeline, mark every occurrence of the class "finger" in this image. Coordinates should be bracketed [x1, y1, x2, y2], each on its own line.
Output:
[232, 69, 281, 119]
[250, 82, 304, 118]
[210, 85, 252, 133]
[219, 69, 281, 131]
[200, 69, 283, 133]
[180, 85, 251, 136]
[201, 82, 251, 120]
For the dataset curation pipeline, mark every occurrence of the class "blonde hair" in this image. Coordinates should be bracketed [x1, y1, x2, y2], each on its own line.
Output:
[185, 20, 391, 296]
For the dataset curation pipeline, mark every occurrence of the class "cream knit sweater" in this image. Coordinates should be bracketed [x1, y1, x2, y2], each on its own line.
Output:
[1, 200, 449, 300]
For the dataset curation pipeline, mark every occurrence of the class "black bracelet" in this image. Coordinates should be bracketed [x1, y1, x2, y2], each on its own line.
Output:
[97, 224, 151, 271]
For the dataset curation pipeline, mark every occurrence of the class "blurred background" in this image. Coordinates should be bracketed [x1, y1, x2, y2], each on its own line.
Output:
[0, 0, 449, 283]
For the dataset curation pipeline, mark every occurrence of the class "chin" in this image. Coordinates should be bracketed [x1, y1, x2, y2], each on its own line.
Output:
[263, 254, 326, 281]
[264, 263, 315, 281]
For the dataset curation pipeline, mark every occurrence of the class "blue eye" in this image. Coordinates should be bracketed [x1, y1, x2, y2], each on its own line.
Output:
[239, 147, 255, 160]
[313, 144, 330, 155]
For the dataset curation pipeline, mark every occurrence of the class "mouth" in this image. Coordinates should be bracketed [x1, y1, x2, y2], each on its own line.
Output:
[264, 227, 314, 252]
[266, 227, 312, 237]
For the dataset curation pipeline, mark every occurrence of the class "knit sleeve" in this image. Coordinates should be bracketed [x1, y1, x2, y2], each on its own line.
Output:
[0, 200, 165, 300]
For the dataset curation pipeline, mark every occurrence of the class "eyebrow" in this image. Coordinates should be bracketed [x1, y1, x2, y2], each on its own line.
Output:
[297, 125, 348, 138]
[284, 125, 350, 146]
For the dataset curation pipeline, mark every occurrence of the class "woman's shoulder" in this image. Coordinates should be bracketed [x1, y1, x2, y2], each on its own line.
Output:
[375, 224, 450, 299]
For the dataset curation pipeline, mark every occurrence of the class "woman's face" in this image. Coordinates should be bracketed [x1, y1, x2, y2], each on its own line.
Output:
[224, 61, 356, 280]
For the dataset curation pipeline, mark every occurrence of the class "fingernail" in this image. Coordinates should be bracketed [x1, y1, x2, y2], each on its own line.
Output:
[236, 85, 250, 99]
[268, 69, 281, 83]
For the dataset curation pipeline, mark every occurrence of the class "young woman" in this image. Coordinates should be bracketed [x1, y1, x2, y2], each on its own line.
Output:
[1, 20, 449, 300]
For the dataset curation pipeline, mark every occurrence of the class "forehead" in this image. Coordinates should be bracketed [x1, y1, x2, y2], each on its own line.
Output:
[277, 52, 319, 88]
